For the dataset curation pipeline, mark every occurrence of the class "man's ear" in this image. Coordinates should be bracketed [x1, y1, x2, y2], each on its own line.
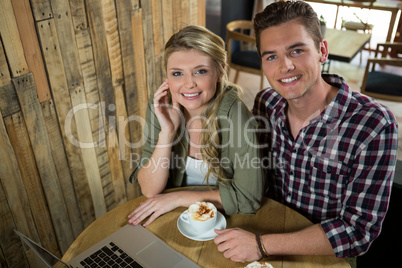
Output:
[319, 39, 329, 63]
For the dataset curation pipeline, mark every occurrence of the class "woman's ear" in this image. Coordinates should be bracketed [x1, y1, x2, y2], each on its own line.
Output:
[218, 64, 226, 82]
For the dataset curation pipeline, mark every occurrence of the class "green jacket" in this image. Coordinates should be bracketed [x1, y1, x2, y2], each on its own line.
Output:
[130, 88, 264, 215]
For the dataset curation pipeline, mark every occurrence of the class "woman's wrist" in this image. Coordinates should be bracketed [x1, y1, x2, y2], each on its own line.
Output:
[158, 131, 176, 145]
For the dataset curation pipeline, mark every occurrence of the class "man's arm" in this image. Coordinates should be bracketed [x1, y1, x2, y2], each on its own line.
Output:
[322, 117, 398, 257]
[214, 224, 334, 262]
[262, 224, 334, 255]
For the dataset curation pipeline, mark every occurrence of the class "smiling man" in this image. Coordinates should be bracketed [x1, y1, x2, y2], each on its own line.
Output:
[213, 1, 398, 267]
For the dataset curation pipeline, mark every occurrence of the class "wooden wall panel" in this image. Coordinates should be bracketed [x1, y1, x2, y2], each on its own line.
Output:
[116, 0, 144, 200]
[85, 0, 127, 212]
[69, 0, 119, 213]
[0, 0, 29, 77]
[0, 40, 11, 87]
[41, 99, 84, 238]
[29, 0, 53, 21]
[131, 9, 148, 119]
[13, 73, 75, 253]
[152, 0, 165, 89]
[0, 83, 20, 117]
[4, 111, 60, 256]
[102, 0, 132, 202]
[142, 0, 157, 97]
[0, 111, 30, 268]
[0, 0, 205, 266]
[162, 0, 174, 49]
[11, 0, 51, 102]
[198, 0, 206, 26]
[36, 18, 96, 226]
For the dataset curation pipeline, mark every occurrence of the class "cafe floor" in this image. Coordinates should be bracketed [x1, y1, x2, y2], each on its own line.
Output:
[230, 49, 402, 184]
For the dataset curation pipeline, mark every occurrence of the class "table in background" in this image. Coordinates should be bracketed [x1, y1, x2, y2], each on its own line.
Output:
[322, 28, 371, 72]
[326, 28, 371, 62]
[307, 0, 401, 43]
[59, 187, 349, 268]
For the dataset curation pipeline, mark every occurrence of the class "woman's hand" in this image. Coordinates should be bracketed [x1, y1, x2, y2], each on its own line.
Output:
[154, 80, 181, 139]
[127, 192, 180, 227]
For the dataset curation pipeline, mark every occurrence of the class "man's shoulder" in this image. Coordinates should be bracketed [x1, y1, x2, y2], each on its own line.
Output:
[347, 90, 397, 126]
[325, 74, 397, 126]
[253, 87, 282, 115]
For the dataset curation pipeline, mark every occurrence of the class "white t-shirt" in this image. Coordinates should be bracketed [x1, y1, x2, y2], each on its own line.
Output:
[184, 156, 217, 186]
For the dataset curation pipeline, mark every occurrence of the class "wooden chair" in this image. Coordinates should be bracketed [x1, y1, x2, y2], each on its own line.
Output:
[361, 42, 402, 102]
[226, 20, 265, 89]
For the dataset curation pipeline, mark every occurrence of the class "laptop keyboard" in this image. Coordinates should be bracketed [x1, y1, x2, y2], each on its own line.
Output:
[79, 242, 143, 267]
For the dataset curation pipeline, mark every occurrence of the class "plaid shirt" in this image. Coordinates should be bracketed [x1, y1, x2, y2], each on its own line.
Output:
[252, 74, 398, 257]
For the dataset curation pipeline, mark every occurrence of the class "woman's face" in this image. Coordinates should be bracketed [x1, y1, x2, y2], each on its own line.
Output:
[167, 49, 220, 117]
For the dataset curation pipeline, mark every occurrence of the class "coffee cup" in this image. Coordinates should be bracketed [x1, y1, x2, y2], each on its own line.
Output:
[180, 202, 217, 234]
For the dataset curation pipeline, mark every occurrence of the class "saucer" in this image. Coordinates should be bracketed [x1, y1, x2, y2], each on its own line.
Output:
[177, 211, 226, 241]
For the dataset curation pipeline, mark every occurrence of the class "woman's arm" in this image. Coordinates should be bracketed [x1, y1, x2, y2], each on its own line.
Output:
[137, 80, 182, 197]
[218, 96, 265, 215]
[137, 132, 175, 197]
[128, 189, 222, 227]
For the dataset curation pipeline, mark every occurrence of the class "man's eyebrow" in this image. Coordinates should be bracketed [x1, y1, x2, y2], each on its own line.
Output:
[260, 42, 307, 58]
[261, 50, 275, 58]
[288, 42, 307, 50]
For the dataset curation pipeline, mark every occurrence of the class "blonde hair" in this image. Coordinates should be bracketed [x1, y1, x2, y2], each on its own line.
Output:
[164, 25, 241, 185]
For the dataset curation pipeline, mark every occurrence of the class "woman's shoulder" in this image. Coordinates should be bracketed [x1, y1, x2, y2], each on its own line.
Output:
[218, 87, 251, 117]
[219, 87, 248, 110]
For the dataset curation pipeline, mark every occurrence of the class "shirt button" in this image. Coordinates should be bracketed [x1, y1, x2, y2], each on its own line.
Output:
[290, 171, 294, 175]
[327, 167, 332, 173]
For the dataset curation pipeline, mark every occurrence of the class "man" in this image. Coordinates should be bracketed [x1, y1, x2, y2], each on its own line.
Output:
[213, 1, 398, 266]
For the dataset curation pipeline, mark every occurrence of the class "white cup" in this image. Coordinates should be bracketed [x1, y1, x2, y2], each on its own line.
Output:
[180, 202, 217, 234]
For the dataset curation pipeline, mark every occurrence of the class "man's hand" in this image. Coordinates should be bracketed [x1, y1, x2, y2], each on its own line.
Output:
[214, 228, 262, 262]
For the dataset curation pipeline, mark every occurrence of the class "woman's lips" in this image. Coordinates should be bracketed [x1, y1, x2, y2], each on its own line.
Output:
[181, 92, 202, 99]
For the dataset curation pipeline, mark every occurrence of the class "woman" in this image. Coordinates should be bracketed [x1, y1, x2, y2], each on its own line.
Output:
[128, 25, 264, 227]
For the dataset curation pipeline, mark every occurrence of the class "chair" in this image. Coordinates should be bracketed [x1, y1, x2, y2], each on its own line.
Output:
[226, 20, 265, 89]
[361, 42, 402, 102]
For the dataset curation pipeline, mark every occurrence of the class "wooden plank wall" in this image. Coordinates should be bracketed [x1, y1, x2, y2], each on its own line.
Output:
[0, 0, 205, 266]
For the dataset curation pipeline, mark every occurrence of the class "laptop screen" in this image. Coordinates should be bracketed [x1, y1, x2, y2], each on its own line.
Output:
[14, 230, 70, 268]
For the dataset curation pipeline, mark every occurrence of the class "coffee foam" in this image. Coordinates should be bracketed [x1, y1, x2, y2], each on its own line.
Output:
[188, 202, 216, 221]
[244, 261, 274, 268]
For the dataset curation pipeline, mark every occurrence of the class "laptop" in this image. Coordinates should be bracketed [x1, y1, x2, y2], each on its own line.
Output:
[15, 224, 199, 268]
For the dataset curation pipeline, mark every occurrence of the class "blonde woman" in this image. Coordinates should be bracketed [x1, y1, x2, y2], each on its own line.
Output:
[128, 25, 264, 227]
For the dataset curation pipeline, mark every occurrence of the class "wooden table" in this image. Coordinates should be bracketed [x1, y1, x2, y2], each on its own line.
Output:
[325, 28, 372, 62]
[321, 28, 371, 72]
[60, 187, 350, 268]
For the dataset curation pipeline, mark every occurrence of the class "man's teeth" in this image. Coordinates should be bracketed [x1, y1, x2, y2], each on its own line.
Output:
[281, 76, 300, 83]
[183, 92, 200, 97]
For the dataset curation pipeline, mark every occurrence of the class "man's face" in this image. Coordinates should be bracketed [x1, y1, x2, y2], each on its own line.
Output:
[259, 21, 328, 101]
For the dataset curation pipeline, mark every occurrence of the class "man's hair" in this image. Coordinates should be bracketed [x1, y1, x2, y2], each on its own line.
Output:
[254, 0, 322, 56]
